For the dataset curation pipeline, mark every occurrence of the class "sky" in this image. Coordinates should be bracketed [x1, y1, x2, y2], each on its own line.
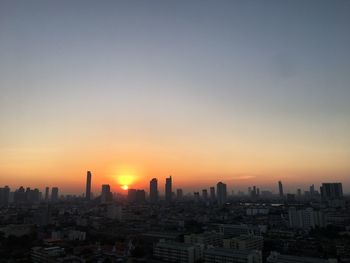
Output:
[0, 0, 349, 195]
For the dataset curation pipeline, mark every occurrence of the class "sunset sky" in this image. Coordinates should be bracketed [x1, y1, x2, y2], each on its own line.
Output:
[0, 1, 349, 194]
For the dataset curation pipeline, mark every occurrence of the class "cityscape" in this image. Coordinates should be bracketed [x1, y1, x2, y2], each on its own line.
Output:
[1, 0, 350, 263]
[0, 173, 349, 262]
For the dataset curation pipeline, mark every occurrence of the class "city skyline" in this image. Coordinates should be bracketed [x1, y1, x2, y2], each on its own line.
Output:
[1, 1, 350, 193]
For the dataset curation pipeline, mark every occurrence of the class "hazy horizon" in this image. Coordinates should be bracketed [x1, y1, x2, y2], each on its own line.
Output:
[1, 1, 349, 194]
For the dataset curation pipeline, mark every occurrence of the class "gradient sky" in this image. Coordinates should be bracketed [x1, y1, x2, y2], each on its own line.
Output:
[0, 0, 349, 194]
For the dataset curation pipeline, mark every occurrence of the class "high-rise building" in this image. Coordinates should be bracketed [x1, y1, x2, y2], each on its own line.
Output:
[210, 187, 216, 201]
[0, 186, 10, 205]
[44, 187, 49, 202]
[278, 181, 284, 198]
[309, 184, 315, 196]
[217, 182, 227, 205]
[51, 187, 59, 203]
[176, 189, 183, 200]
[101, 184, 112, 204]
[86, 171, 92, 201]
[165, 176, 172, 203]
[150, 178, 158, 203]
[202, 189, 208, 200]
[320, 183, 343, 200]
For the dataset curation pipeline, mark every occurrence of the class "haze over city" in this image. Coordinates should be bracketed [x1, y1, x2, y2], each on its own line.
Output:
[0, 0, 349, 194]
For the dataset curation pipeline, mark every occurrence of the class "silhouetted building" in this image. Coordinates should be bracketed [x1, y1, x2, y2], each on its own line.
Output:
[86, 171, 92, 201]
[217, 182, 227, 205]
[14, 186, 26, 203]
[150, 178, 158, 203]
[210, 187, 216, 201]
[176, 188, 183, 200]
[44, 187, 49, 202]
[128, 189, 146, 203]
[101, 184, 112, 204]
[165, 176, 172, 202]
[0, 186, 10, 206]
[320, 183, 343, 200]
[202, 189, 208, 200]
[278, 181, 284, 198]
[51, 187, 59, 203]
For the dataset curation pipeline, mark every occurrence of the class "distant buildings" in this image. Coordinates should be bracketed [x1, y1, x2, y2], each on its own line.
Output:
[216, 182, 227, 205]
[85, 171, 92, 201]
[149, 178, 158, 203]
[165, 176, 172, 203]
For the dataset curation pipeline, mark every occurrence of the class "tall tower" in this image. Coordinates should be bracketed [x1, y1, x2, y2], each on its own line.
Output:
[216, 182, 227, 205]
[165, 176, 172, 203]
[86, 171, 92, 201]
[150, 178, 158, 203]
[51, 187, 59, 203]
[210, 186, 216, 201]
[45, 187, 49, 202]
[278, 181, 284, 198]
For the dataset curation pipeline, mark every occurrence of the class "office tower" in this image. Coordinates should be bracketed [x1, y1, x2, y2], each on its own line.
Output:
[44, 187, 49, 202]
[176, 189, 183, 200]
[101, 184, 112, 204]
[150, 178, 158, 203]
[320, 183, 343, 200]
[278, 181, 284, 198]
[128, 189, 137, 202]
[86, 171, 92, 201]
[310, 184, 315, 196]
[14, 186, 26, 203]
[0, 186, 10, 205]
[216, 182, 227, 205]
[165, 176, 172, 202]
[297, 189, 301, 198]
[51, 187, 59, 203]
[210, 187, 215, 201]
[202, 189, 208, 200]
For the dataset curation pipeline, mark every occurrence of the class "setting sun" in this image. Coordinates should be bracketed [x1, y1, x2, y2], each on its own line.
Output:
[121, 185, 129, 190]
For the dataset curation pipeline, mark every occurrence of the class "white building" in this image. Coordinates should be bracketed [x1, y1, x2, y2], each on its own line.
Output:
[204, 248, 262, 263]
[267, 252, 337, 263]
[154, 240, 203, 263]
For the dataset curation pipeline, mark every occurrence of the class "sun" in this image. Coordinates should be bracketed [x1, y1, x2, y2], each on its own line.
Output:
[121, 185, 129, 190]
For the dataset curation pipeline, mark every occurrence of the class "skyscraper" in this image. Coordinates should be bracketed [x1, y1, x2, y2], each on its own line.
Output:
[86, 171, 92, 201]
[165, 176, 172, 203]
[101, 184, 112, 204]
[210, 187, 216, 201]
[150, 178, 158, 203]
[216, 182, 227, 205]
[51, 187, 59, 203]
[278, 181, 284, 198]
[44, 187, 49, 202]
